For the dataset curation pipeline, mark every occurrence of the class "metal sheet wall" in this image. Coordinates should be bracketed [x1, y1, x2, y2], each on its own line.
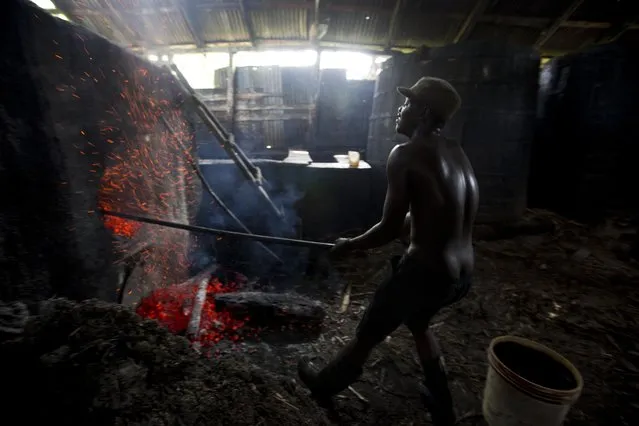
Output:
[316, 69, 374, 153]
[200, 65, 374, 158]
[530, 43, 639, 220]
[367, 42, 540, 223]
[207, 66, 313, 157]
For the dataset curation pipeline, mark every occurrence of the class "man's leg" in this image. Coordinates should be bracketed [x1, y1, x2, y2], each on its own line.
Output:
[410, 326, 456, 426]
[298, 257, 405, 399]
[297, 334, 381, 399]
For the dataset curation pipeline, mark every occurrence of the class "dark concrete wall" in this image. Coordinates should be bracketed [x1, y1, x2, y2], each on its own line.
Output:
[0, 1, 200, 305]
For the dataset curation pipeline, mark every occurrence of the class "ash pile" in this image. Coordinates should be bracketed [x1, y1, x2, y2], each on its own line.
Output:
[0, 298, 330, 426]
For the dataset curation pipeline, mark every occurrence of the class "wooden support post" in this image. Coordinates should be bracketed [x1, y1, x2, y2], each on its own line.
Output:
[600, 20, 635, 43]
[227, 50, 237, 138]
[534, 0, 585, 49]
[239, 0, 257, 47]
[384, 0, 403, 51]
[307, 0, 321, 151]
[308, 49, 321, 151]
[311, 0, 321, 44]
[453, 0, 491, 43]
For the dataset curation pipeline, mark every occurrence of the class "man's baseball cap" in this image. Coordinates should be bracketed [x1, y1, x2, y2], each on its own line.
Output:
[397, 77, 461, 121]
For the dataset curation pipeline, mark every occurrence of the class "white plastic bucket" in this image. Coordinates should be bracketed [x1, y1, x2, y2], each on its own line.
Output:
[483, 336, 584, 426]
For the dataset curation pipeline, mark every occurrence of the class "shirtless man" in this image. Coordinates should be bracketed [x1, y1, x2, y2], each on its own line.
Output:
[297, 77, 479, 426]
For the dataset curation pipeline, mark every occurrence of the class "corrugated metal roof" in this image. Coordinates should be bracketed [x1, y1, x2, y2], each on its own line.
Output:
[471, 23, 541, 46]
[486, 0, 574, 19]
[570, 0, 634, 23]
[56, 0, 639, 55]
[324, 0, 396, 10]
[323, 10, 389, 45]
[394, 13, 461, 46]
[119, 9, 196, 45]
[543, 27, 604, 52]
[114, 0, 175, 9]
[79, 12, 130, 44]
[402, 0, 477, 15]
[251, 8, 308, 40]
[197, 8, 250, 42]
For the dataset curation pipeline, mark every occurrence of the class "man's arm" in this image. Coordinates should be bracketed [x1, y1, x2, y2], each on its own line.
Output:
[348, 146, 410, 250]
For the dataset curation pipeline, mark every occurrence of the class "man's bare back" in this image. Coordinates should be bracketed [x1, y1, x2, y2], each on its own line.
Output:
[397, 132, 479, 280]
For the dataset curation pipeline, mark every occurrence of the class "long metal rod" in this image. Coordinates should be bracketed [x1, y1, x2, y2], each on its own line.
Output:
[101, 209, 335, 249]
[160, 116, 283, 264]
[168, 63, 283, 218]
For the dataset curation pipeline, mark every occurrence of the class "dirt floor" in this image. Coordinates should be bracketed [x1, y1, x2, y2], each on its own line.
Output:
[220, 209, 639, 425]
[2, 209, 638, 425]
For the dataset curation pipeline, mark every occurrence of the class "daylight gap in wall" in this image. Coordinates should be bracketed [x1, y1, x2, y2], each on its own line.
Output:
[154, 51, 390, 89]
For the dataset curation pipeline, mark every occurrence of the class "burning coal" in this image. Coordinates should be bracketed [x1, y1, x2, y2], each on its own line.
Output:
[136, 275, 249, 347]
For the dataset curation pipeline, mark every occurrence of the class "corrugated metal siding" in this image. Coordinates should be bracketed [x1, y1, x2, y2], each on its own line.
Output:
[236, 66, 283, 104]
[120, 10, 196, 45]
[251, 9, 308, 40]
[281, 67, 315, 104]
[323, 11, 390, 45]
[543, 27, 604, 52]
[486, 0, 574, 18]
[394, 14, 461, 46]
[471, 23, 541, 47]
[198, 8, 250, 42]
[209, 66, 316, 153]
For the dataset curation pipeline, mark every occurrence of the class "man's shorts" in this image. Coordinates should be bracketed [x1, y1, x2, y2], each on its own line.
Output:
[355, 255, 472, 343]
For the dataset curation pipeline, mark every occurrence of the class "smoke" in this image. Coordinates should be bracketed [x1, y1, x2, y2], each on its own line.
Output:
[189, 163, 306, 279]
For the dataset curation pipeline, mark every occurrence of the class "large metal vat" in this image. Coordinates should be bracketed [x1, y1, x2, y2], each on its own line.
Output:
[530, 43, 639, 220]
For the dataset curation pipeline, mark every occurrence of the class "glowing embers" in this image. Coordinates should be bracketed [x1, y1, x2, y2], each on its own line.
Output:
[94, 66, 196, 243]
[136, 276, 248, 346]
[97, 156, 143, 238]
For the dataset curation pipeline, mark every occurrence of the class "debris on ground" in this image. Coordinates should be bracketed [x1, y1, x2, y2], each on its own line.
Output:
[243, 209, 639, 425]
[0, 298, 331, 426]
[2, 209, 638, 426]
[0, 300, 29, 340]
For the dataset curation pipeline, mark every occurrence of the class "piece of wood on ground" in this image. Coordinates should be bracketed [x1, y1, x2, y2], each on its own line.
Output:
[339, 281, 352, 313]
[213, 291, 326, 328]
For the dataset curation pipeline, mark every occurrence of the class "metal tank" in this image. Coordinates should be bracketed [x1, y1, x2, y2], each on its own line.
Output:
[367, 42, 540, 223]
[530, 43, 639, 220]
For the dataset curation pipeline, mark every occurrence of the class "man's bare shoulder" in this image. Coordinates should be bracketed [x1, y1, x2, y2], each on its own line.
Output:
[387, 143, 413, 168]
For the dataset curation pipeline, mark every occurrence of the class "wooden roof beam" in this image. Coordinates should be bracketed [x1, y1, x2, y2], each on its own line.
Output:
[239, 0, 257, 47]
[595, 0, 639, 44]
[173, 0, 204, 48]
[453, 0, 491, 43]
[534, 0, 585, 49]
[384, 0, 403, 51]
[310, 0, 320, 45]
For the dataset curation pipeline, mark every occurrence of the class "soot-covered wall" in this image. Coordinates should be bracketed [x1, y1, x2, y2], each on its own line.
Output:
[0, 2, 200, 305]
[530, 44, 639, 220]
